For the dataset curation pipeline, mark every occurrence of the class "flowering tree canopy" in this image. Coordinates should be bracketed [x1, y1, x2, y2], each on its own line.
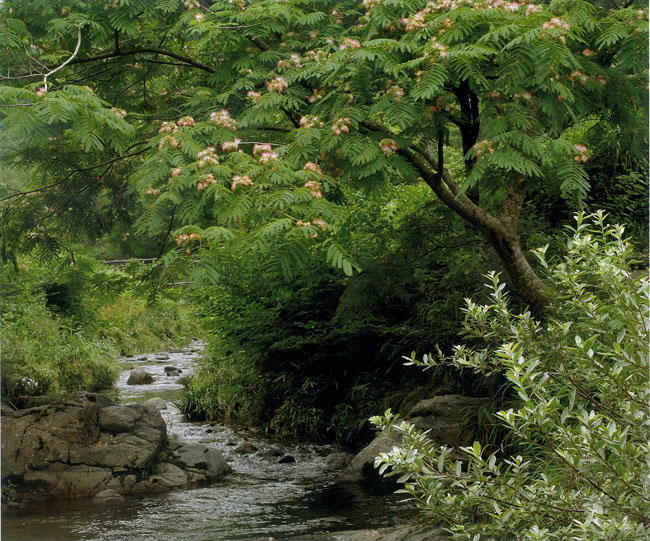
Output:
[0, 0, 647, 306]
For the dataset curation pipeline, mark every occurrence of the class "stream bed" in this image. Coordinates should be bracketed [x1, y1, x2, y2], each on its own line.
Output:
[3, 342, 412, 541]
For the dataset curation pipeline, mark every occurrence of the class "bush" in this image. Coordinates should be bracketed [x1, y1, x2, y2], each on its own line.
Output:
[372, 213, 649, 540]
[0, 257, 197, 399]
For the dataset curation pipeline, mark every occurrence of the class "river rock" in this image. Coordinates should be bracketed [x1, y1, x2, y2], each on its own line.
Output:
[169, 348, 184, 354]
[126, 369, 154, 385]
[93, 489, 125, 503]
[338, 394, 490, 486]
[143, 397, 168, 411]
[277, 455, 296, 464]
[155, 354, 170, 360]
[325, 452, 354, 470]
[233, 442, 258, 454]
[173, 442, 232, 478]
[1, 393, 230, 504]
[274, 525, 449, 540]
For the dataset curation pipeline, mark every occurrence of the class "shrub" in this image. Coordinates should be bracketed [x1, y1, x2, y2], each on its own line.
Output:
[372, 212, 649, 540]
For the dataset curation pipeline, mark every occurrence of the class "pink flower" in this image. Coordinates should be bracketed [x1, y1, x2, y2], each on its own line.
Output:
[339, 38, 361, 51]
[303, 162, 322, 174]
[210, 110, 237, 130]
[379, 138, 398, 157]
[230, 175, 254, 190]
[221, 139, 241, 152]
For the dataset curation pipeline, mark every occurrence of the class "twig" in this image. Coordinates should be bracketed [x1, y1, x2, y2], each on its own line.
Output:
[43, 26, 83, 91]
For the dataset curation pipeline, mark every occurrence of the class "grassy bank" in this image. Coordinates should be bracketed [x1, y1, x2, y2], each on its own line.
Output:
[0, 258, 196, 399]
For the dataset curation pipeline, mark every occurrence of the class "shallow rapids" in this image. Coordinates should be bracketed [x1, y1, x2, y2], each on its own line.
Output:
[3, 342, 411, 541]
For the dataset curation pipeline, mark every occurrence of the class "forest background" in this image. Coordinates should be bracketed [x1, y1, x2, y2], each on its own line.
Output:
[0, 0, 647, 512]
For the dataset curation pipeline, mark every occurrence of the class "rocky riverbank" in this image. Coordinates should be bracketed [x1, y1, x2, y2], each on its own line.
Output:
[1, 392, 230, 506]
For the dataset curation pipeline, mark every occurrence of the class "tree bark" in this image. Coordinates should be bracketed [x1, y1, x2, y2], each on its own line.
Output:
[400, 142, 550, 308]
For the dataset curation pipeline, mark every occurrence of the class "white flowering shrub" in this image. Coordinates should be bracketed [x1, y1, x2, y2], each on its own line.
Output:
[372, 212, 649, 540]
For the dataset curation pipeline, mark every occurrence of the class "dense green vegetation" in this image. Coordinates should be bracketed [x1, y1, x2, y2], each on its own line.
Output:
[374, 213, 649, 540]
[0, 0, 647, 537]
[1, 254, 195, 400]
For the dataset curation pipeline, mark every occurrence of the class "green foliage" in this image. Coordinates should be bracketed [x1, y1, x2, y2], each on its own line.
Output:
[0, 256, 196, 399]
[0, 0, 645, 299]
[372, 213, 649, 540]
[179, 188, 502, 443]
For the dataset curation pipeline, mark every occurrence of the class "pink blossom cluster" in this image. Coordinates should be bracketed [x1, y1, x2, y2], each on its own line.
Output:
[252, 143, 279, 164]
[568, 70, 589, 85]
[473, 139, 495, 158]
[331, 117, 352, 135]
[265, 76, 289, 92]
[305, 50, 330, 63]
[362, 0, 381, 8]
[339, 38, 361, 51]
[209, 110, 237, 130]
[387, 86, 405, 102]
[170, 167, 182, 178]
[159, 121, 179, 134]
[196, 173, 217, 191]
[277, 53, 302, 69]
[176, 116, 195, 127]
[379, 138, 398, 157]
[430, 39, 448, 58]
[304, 180, 323, 199]
[303, 162, 322, 174]
[299, 115, 324, 128]
[176, 232, 201, 246]
[145, 188, 161, 195]
[222, 139, 241, 152]
[542, 17, 570, 31]
[308, 88, 325, 103]
[196, 147, 219, 168]
[259, 150, 279, 164]
[158, 136, 179, 150]
[574, 144, 589, 163]
[230, 175, 254, 191]
[247, 90, 262, 102]
[112, 107, 127, 118]
[402, 11, 427, 31]
[296, 218, 327, 229]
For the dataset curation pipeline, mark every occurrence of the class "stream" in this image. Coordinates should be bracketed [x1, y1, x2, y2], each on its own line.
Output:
[3, 342, 412, 541]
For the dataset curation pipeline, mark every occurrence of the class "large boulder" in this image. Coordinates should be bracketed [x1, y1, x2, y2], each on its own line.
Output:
[338, 394, 491, 486]
[126, 369, 154, 385]
[1, 393, 230, 504]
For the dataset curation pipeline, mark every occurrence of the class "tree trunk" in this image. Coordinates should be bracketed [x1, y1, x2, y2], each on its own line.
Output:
[482, 225, 549, 308]
[400, 144, 550, 308]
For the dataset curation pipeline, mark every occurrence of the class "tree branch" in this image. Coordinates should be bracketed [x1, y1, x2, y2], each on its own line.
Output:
[69, 47, 215, 74]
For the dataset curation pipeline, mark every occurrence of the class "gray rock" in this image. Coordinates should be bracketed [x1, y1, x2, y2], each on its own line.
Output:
[338, 394, 490, 486]
[169, 348, 184, 354]
[279, 525, 449, 541]
[325, 452, 354, 470]
[1, 393, 229, 504]
[93, 489, 125, 502]
[337, 432, 398, 484]
[137, 356, 148, 361]
[126, 369, 154, 385]
[164, 366, 180, 373]
[233, 442, 258, 454]
[143, 397, 168, 411]
[149, 463, 188, 488]
[277, 455, 296, 464]
[155, 354, 170, 360]
[174, 442, 231, 478]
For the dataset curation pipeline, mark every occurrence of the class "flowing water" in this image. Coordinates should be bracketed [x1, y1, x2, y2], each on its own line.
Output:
[3, 342, 412, 541]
